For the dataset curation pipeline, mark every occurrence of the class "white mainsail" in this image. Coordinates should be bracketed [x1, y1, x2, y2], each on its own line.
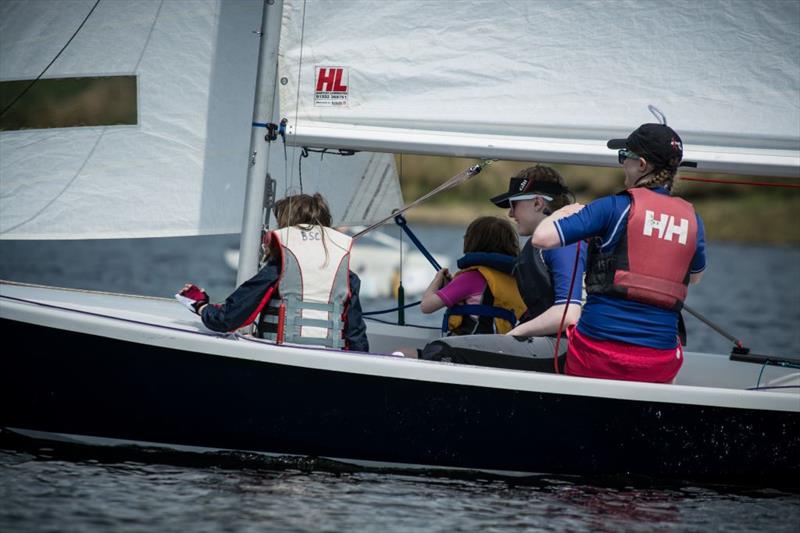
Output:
[278, 0, 800, 177]
[0, 0, 403, 240]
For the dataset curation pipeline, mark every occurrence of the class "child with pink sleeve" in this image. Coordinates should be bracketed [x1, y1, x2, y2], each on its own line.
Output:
[421, 216, 526, 335]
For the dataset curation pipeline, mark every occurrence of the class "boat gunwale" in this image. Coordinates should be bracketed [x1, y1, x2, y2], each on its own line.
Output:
[2, 282, 797, 414]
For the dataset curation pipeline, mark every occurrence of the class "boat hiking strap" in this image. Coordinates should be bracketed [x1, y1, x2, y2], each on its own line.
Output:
[351, 158, 496, 240]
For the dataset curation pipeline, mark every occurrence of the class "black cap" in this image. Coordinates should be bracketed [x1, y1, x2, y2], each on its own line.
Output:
[490, 178, 568, 208]
[607, 123, 687, 170]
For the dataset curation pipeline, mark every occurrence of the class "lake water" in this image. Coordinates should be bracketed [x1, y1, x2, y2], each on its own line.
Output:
[1, 225, 799, 531]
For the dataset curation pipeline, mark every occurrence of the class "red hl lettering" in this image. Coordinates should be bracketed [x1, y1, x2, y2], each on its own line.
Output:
[643, 210, 689, 245]
[316, 68, 348, 92]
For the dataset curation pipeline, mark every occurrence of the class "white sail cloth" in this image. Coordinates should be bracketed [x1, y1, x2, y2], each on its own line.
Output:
[0, 0, 403, 240]
[0, 0, 262, 239]
[279, 0, 800, 177]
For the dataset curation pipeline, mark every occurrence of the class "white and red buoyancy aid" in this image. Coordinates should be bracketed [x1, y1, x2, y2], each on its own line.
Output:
[259, 225, 353, 348]
[586, 188, 697, 310]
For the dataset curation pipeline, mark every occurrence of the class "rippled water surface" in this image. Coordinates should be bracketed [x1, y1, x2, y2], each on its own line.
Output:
[1, 228, 799, 531]
[2, 444, 798, 533]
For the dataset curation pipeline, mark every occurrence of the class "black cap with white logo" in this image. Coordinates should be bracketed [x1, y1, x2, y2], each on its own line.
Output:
[490, 178, 569, 208]
[607, 123, 696, 169]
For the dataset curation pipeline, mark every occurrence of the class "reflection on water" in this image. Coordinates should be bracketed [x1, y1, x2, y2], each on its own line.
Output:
[1, 439, 798, 533]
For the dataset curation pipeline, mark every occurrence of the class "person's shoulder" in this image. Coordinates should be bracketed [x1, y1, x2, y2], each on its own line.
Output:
[580, 193, 630, 225]
[455, 269, 487, 282]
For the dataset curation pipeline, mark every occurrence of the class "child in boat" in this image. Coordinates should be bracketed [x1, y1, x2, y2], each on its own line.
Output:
[420, 216, 526, 335]
[178, 193, 368, 351]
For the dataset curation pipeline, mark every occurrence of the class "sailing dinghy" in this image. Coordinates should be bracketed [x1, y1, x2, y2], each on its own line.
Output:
[1, 0, 798, 486]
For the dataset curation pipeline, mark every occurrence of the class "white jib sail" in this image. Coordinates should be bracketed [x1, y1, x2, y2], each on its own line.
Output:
[0, 0, 262, 240]
[278, 0, 800, 177]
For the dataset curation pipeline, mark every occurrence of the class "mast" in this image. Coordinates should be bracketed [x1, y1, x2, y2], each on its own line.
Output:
[237, 0, 284, 285]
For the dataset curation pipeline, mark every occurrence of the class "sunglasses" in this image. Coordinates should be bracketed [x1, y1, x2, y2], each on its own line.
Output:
[618, 149, 640, 164]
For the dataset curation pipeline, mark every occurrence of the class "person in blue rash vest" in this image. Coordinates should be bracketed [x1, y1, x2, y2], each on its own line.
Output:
[177, 193, 368, 352]
[532, 123, 706, 383]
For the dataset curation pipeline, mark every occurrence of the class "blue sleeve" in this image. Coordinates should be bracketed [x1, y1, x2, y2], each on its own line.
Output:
[691, 213, 706, 273]
[201, 264, 279, 332]
[555, 195, 628, 247]
[345, 271, 369, 352]
[543, 243, 586, 305]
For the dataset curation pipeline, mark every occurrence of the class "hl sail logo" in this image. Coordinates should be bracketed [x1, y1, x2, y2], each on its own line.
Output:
[315, 67, 348, 106]
[643, 210, 689, 245]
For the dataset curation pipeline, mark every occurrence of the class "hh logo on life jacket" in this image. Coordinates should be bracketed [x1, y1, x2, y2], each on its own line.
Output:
[643, 210, 689, 245]
[315, 66, 348, 107]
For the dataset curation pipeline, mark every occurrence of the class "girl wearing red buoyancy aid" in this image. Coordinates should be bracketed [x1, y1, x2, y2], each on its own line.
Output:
[532, 123, 706, 383]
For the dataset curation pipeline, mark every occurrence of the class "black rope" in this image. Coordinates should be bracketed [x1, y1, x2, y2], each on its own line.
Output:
[0, 293, 223, 338]
[297, 147, 357, 195]
[362, 300, 421, 316]
[0, 0, 102, 119]
[364, 315, 440, 330]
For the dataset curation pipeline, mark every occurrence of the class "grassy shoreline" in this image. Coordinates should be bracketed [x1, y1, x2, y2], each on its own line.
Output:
[397, 156, 800, 245]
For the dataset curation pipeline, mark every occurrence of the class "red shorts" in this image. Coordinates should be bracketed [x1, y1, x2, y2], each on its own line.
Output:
[565, 325, 683, 383]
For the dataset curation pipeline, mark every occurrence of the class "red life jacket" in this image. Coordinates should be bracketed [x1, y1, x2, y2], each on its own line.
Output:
[585, 188, 697, 310]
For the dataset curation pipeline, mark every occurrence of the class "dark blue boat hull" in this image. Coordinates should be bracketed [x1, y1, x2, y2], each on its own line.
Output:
[1, 318, 797, 486]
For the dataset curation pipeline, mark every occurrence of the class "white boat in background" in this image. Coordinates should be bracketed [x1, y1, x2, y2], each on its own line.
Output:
[1, 0, 798, 486]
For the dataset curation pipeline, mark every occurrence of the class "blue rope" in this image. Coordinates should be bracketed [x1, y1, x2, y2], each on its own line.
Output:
[394, 214, 441, 271]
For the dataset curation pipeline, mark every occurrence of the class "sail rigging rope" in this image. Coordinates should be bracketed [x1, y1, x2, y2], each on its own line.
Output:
[283, 0, 309, 198]
[351, 159, 496, 240]
[0, 0, 102, 119]
[680, 176, 800, 189]
[552, 240, 582, 373]
[0, 293, 224, 339]
[363, 315, 439, 330]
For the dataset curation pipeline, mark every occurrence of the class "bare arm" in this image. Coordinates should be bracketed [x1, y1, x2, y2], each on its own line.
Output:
[420, 268, 451, 313]
[532, 203, 585, 249]
[690, 271, 704, 284]
[506, 303, 581, 337]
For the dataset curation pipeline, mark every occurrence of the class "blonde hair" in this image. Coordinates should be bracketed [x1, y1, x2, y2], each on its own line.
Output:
[463, 216, 519, 257]
[511, 165, 572, 214]
[634, 166, 678, 192]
